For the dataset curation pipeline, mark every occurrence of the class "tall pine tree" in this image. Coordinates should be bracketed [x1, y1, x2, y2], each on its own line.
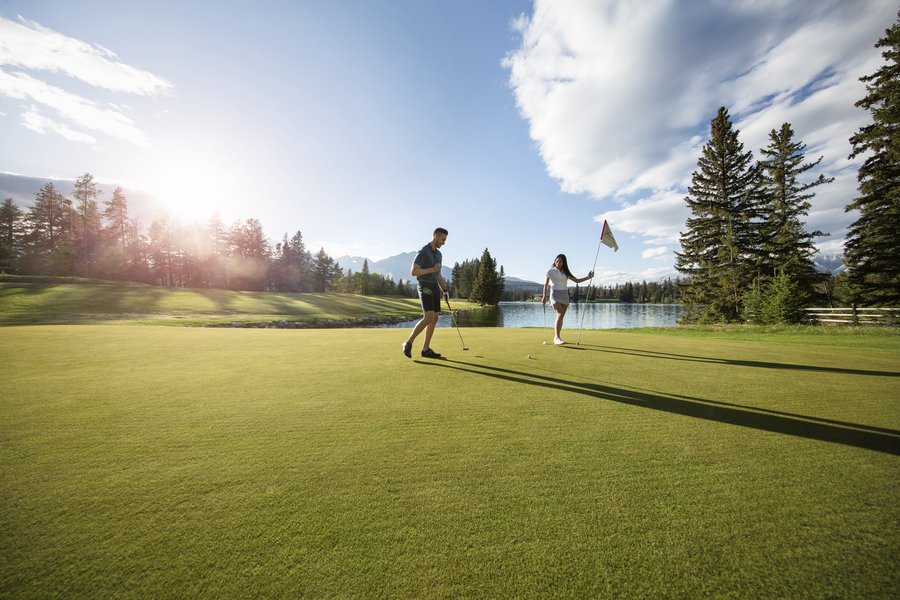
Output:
[100, 186, 131, 279]
[470, 248, 505, 306]
[676, 107, 759, 322]
[756, 123, 833, 299]
[311, 247, 341, 292]
[844, 13, 900, 306]
[102, 187, 130, 251]
[0, 198, 23, 272]
[26, 181, 77, 275]
[72, 173, 102, 277]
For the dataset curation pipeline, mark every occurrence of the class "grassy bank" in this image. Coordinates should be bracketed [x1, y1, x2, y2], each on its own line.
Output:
[1, 325, 898, 597]
[0, 276, 480, 326]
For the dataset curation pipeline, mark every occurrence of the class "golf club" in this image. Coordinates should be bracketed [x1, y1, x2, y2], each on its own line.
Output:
[543, 301, 549, 345]
[444, 292, 469, 351]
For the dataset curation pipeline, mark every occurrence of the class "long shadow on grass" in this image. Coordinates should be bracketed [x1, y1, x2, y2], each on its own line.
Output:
[486, 358, 900, 437]
[566, 344, 900, 378]
[415, 359, 900, 456]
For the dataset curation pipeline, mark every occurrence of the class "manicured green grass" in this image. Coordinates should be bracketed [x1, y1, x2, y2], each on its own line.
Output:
[0, 277, 480, 326]
[1, 325, 898, 597]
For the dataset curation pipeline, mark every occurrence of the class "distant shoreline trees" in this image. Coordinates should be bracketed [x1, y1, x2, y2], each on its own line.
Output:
[0, 181, 412, 296]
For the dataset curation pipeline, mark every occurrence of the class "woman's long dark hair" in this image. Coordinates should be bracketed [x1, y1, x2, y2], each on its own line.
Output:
[554, 254, 573, 278]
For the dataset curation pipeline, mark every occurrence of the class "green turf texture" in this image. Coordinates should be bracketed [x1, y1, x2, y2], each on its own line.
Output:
[0, 278, 460, 326]
[1, 325, 898, 597]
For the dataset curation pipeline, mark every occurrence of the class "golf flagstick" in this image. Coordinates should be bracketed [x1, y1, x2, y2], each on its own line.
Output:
[575, 240, 602, 346]
[576, 220, 619, 346]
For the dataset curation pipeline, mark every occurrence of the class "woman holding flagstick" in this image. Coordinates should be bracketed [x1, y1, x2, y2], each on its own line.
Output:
[541, 254, 593, 345]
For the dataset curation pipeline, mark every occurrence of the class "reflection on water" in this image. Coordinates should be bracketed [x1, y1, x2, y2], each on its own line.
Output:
[386, 301, 683, 329]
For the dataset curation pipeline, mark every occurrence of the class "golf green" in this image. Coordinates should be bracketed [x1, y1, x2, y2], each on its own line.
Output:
[1, 325, 898, 597]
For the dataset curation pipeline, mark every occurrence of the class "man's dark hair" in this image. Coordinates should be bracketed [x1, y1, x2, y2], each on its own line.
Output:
[434, 227, 448, 236]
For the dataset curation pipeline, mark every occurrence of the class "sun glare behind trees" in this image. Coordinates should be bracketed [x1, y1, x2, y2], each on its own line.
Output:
[146, 150, 240, 225]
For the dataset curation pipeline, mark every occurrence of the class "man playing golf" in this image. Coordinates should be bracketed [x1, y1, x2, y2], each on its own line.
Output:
[402, 227, 449, 359]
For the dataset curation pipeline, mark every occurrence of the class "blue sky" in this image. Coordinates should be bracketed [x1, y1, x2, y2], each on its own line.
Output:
[0, 0, 895, 284]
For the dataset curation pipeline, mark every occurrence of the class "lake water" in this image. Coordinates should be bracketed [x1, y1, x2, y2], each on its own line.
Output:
[387, 301, 683, 329]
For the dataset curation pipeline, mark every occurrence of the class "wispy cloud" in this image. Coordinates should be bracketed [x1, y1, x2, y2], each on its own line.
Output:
[641, 246, 670, 261]
[0, 70, 151, 146]
[0, 16, 172, 95]
[504, 0, 896, 255]
[22, 104, 98, 144]
[0, 15, 172, 147]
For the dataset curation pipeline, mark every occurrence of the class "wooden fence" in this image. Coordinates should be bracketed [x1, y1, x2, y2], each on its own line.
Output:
[804, 307, 900, 325]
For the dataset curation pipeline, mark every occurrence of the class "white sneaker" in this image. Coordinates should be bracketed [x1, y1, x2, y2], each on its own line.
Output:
[554, 338, 566, 345]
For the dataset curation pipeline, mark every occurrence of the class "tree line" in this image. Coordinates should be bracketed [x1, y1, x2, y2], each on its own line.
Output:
[450, 248, 505, 305]
[0, 176, 412, 295]
[583, 278, 681, 304]
[501, 278, 682, 303]
[675, 14, 899, 322]
[0, 176, 511, 303]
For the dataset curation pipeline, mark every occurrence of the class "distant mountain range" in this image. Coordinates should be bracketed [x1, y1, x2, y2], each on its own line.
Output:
[337, 252, 547, 290]
[504, 276, 545, 294]
[814, 254, 845, 274]
[337, 252, 453, 283]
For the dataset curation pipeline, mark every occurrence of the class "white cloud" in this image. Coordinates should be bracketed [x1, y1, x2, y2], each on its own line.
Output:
[0, 16, 172, 147]
[0, 16, 172, 96]
[22, 105, 97, 144]
[0, 69, 150, 147]
[595, 189, 687, 244]
[641, 246, 670, 261]
[505, 0, 896, 259]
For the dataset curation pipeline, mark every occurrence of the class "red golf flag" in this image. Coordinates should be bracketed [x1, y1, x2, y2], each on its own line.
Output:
[600, 220, 619, 252]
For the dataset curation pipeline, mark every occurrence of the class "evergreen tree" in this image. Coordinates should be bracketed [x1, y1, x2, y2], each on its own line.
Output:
[310, 247, 341, 292]
[756, 123, 832, 300]
[844, 14, 900, 306]
[148, 213, 179, 286]
[470, 248, 504, 305]
[27, 182, 64, 252]
[271, 230, 311, 292]
[72, 173, 102, 277]
[289, 230, 311, 291]
[126, 218, 152, 283]
[25, 182, 77, 275]
[205, 212, 229, 288]
[227, 218, 270, 291]
[452, 258, 480, 299]
[676, 107, 760, 322]
[99, 187, 130, 279]
[102, 187, 129, 250]
[360, 259, 371, 295]
[0, 198, 24, 272]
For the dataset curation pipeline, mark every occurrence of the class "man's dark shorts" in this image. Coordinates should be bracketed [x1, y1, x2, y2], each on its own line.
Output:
[417, 282, 442, 313]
